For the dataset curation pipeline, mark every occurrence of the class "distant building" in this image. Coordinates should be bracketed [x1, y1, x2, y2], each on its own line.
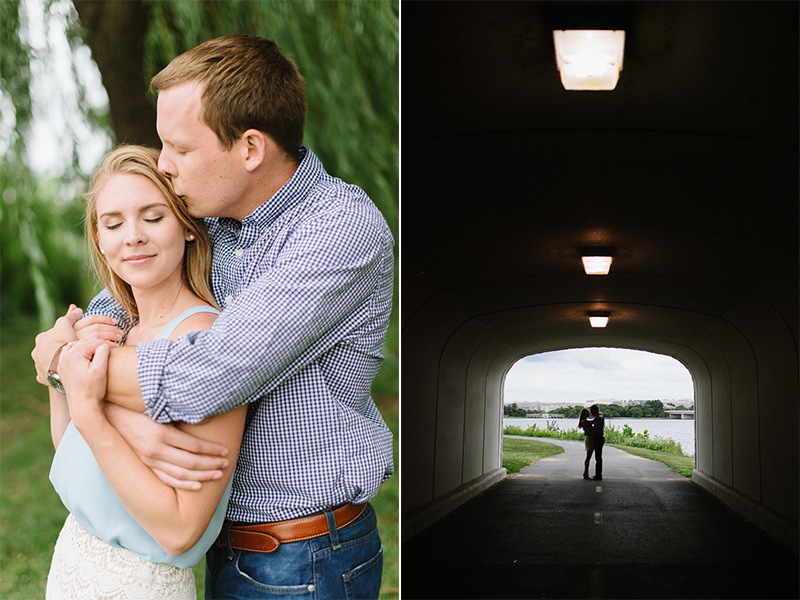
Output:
[666, 410, 694, 420]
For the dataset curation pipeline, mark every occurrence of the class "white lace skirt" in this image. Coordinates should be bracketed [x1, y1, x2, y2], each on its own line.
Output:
[46, 514, 196, 600]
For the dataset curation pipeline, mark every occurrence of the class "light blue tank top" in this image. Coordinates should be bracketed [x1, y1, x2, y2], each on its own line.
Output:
[50, 306, 227, 568]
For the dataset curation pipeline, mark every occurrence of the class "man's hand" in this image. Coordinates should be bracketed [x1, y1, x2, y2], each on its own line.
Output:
[74, 314, 124, 344]
[32, 305, 83, 385]
[104, 403, 230, 491]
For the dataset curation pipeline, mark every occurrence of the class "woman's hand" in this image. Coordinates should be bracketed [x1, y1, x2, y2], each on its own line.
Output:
[73, 314, 124, 344]
[59, 339, 111, 430]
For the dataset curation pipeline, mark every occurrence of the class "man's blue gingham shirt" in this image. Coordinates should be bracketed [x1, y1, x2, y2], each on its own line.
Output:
[86, 147, 395, 523]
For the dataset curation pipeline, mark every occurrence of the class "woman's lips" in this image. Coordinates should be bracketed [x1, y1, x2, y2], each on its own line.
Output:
[124, 254, 155, 266]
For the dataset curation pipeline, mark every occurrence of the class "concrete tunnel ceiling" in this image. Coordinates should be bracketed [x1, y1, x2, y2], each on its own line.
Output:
[401, 0, 798, 354]
[400, 1, 799, 543]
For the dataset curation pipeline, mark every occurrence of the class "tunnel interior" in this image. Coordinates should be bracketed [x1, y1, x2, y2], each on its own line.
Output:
[400, 1, 799, 551]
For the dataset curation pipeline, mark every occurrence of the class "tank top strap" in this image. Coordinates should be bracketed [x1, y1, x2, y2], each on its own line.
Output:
[155, 306, 220, 341]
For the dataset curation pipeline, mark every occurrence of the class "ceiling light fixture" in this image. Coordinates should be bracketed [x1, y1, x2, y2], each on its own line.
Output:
[582, 255, 613, 275]
[588, 312, 610, 328]
[553, 30, 625, 90]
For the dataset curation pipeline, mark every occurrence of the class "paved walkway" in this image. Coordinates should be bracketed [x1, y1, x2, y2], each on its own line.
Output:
[402, 439, 798, 599]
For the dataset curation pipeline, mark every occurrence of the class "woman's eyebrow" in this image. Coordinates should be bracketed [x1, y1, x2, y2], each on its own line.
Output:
[98, 203, 170, 219]
[138, 202, 170, 212]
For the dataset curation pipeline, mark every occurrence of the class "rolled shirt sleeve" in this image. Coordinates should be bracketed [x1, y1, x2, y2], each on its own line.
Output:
[137, 200, 390, 424]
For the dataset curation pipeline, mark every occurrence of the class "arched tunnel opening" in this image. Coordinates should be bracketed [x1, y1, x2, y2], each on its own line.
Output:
[502, 347, 697, 458]
[399, 2, 798, 595]
[402, 297, 798, 550]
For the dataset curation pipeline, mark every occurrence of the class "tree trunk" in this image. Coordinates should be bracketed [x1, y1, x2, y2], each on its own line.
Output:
[72, 0, 160, 148]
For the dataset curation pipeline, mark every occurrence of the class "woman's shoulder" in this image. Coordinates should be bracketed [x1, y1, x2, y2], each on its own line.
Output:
[167, 305, 219, 340]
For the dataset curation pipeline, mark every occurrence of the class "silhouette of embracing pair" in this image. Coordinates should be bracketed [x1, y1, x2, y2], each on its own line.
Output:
[578, 405, 605, 480]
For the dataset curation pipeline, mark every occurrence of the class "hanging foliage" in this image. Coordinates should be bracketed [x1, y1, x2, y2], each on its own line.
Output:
[0, 0, 398, 332]
[141, 0, 399, 232]
[1, 0, 96, 328]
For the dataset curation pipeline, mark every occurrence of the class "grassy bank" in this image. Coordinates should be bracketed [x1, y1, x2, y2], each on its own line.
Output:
[502, 437, 564, 473]
[504, 421, 693, 478]
[505, 420, 686, 454]
[0, 316, 398, 599]
[606, 444, 694, 478]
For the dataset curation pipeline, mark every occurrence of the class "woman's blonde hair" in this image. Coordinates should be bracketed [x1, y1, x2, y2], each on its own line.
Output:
[85, 145, 218, 323]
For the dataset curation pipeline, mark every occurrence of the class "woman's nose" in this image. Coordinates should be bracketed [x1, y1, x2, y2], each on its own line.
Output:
[124, 224, 146, 245]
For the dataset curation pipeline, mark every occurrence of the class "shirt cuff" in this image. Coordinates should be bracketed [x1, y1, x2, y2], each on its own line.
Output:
[136, 338, 175, 423]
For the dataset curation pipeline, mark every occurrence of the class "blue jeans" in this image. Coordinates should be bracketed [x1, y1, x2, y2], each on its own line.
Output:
[205, 503, 382, 599]
[594, 436, 605, 477]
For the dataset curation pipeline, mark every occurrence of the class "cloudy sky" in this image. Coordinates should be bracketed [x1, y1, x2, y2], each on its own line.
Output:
[504, 348, 694, 406]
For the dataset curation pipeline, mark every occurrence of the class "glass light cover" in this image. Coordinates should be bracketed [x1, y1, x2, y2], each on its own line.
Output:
[589, 315, 609, 328]
[553, 30, 625, 90]
[582, 256, 613, 275]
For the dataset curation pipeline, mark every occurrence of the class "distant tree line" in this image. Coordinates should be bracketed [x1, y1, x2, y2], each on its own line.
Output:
[552, 400, 671, 419]
[505, 400, 692, 419]
[503, 403, 528, 417]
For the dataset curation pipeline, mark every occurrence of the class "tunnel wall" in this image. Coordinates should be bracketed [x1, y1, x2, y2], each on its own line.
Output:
[401, 268, 799, 550]
[690, 263, 799, 548]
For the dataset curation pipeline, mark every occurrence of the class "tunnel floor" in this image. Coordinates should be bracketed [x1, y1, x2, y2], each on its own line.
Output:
[402, 440, 799, 599]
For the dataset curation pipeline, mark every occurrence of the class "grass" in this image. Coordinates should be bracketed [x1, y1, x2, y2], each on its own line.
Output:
[0, 315, 398, 599]
[502, 437, 564, 473]
[505, 420, 688, 456]
[607, 444, 695, 478]
[504, 422, 694, 479]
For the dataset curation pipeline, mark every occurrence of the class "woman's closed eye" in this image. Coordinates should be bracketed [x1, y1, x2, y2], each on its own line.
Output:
[144, 216, 164, 224]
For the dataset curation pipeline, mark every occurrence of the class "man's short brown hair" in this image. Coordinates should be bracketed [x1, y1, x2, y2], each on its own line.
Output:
[151, 34, 307, 161]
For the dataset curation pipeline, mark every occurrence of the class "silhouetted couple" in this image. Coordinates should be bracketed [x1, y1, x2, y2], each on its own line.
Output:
[578, 405, 605, 480]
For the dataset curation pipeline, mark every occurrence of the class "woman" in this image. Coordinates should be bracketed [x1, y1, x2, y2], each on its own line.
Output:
[46, 145, 247, 599]
[578, 408, 595, 480]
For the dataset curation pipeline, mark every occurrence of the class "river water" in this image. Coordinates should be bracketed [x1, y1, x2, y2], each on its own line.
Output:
[503, 416, 696, 456]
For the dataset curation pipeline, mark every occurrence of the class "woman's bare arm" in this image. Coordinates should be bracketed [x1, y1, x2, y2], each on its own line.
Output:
[49, 387, 71, 449]
[103, 404, 230, 490]
[66, 314, 230, 488]
[70, 383, 246, 554]
[58, 313, 247, 555]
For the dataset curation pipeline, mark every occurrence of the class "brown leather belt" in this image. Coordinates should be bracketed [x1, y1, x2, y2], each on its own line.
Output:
[216, 503, 366, 554]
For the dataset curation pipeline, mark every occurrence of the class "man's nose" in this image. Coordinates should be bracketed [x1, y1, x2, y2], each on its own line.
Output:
[158, 150, 175, 179]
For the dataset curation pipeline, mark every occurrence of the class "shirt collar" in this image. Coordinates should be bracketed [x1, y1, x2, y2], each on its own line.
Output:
[216, 146, 322, 245]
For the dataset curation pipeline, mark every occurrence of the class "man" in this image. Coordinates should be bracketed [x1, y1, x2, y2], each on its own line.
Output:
[590, 404, 605, 480]
[33, 35, 394, 599]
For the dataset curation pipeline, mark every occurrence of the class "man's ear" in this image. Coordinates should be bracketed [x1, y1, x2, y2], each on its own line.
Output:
[241, 129, 270, 172]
